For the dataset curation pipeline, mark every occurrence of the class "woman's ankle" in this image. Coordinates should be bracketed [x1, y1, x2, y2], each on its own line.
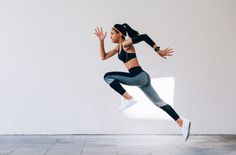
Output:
[122, 92, 132, 100]
[176, 118, 183, 127]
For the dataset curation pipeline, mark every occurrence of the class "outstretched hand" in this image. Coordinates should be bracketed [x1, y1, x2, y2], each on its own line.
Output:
[94, 27, 107, 41]
[157, 48, 173, 59]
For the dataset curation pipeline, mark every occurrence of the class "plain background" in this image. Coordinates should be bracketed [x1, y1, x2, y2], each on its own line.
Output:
[0, 0, 235, 134]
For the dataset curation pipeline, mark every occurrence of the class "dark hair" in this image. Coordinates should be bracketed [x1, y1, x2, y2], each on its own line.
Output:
[113, 23, 139, 38]
[122, 23, 139, 38]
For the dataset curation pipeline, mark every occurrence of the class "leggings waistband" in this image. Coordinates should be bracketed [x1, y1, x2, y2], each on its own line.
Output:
[128, 66, 144, 76]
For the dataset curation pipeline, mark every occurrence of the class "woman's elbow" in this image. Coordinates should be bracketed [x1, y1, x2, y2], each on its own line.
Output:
[101, 55, 108, 61]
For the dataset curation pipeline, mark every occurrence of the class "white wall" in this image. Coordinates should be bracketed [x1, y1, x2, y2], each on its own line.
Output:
[0, 0, 235, 134]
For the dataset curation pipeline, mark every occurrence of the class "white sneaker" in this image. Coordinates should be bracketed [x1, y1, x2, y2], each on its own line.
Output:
[181, 118, 191, 141]
[118, 97, 137, 112]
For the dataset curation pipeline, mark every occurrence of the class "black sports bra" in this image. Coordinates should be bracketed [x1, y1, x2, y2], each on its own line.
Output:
[118, 44, 136, 63]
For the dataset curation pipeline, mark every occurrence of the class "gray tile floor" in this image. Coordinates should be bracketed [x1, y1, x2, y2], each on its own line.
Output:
[0, 135, 235, 155]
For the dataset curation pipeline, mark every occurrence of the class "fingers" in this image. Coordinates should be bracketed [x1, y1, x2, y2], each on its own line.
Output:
[164, 52, 173, 56]
[95, 27, 100, 36]
[95, 27, 106, 35]
[159, 48, 173, 57]
[163, 48, 174, 55]
[95, 28, 98, 34]
[95, 27, 101, 35]
[96, 27, 100, 33]
[165, 47, 173, 52]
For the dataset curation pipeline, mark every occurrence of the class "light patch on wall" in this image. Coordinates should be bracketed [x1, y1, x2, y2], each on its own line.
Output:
[121, 77, 175, 120]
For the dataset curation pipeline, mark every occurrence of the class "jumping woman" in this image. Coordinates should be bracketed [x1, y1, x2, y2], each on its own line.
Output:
[94, 23, 191, 141]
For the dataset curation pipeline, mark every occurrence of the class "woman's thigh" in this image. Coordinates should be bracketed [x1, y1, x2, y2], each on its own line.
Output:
[104, 71, 148, 87]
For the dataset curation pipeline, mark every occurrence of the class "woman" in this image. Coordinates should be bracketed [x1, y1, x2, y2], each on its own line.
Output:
[94, 23, 191, 141]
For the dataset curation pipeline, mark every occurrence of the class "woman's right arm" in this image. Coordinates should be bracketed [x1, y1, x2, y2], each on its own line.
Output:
[95, 27, 118, 60]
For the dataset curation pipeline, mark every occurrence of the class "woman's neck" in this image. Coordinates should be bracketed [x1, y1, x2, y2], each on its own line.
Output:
[118, 39, 125, 45]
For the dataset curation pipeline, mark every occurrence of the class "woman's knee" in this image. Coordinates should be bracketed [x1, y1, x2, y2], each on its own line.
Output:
[104, 72, 114, 84]
[104, 72, 109, 80]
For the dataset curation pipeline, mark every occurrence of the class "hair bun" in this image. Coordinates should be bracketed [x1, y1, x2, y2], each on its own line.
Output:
[122, 23, 127, 29]
[115, 23, 139, 38]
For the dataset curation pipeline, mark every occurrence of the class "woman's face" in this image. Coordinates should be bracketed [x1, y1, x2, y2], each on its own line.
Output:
[110, 28, 121, 43]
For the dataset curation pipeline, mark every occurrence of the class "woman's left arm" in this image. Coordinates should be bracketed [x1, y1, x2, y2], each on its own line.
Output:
[157, 48, 173, 59]
[123, 34, 173, 59]
[123, 34, 157, 50]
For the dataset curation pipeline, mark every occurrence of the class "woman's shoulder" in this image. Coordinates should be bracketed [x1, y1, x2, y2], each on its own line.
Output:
[122, 43, 135, 53]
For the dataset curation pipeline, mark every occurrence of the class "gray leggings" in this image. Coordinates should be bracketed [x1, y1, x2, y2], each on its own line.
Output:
[104, 67, 180, 121]
[104, 69, 167, 107]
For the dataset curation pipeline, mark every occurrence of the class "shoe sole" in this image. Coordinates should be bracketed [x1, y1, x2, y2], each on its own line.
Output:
[118, 101, 137, 112]
[185, 121, 191, 141]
